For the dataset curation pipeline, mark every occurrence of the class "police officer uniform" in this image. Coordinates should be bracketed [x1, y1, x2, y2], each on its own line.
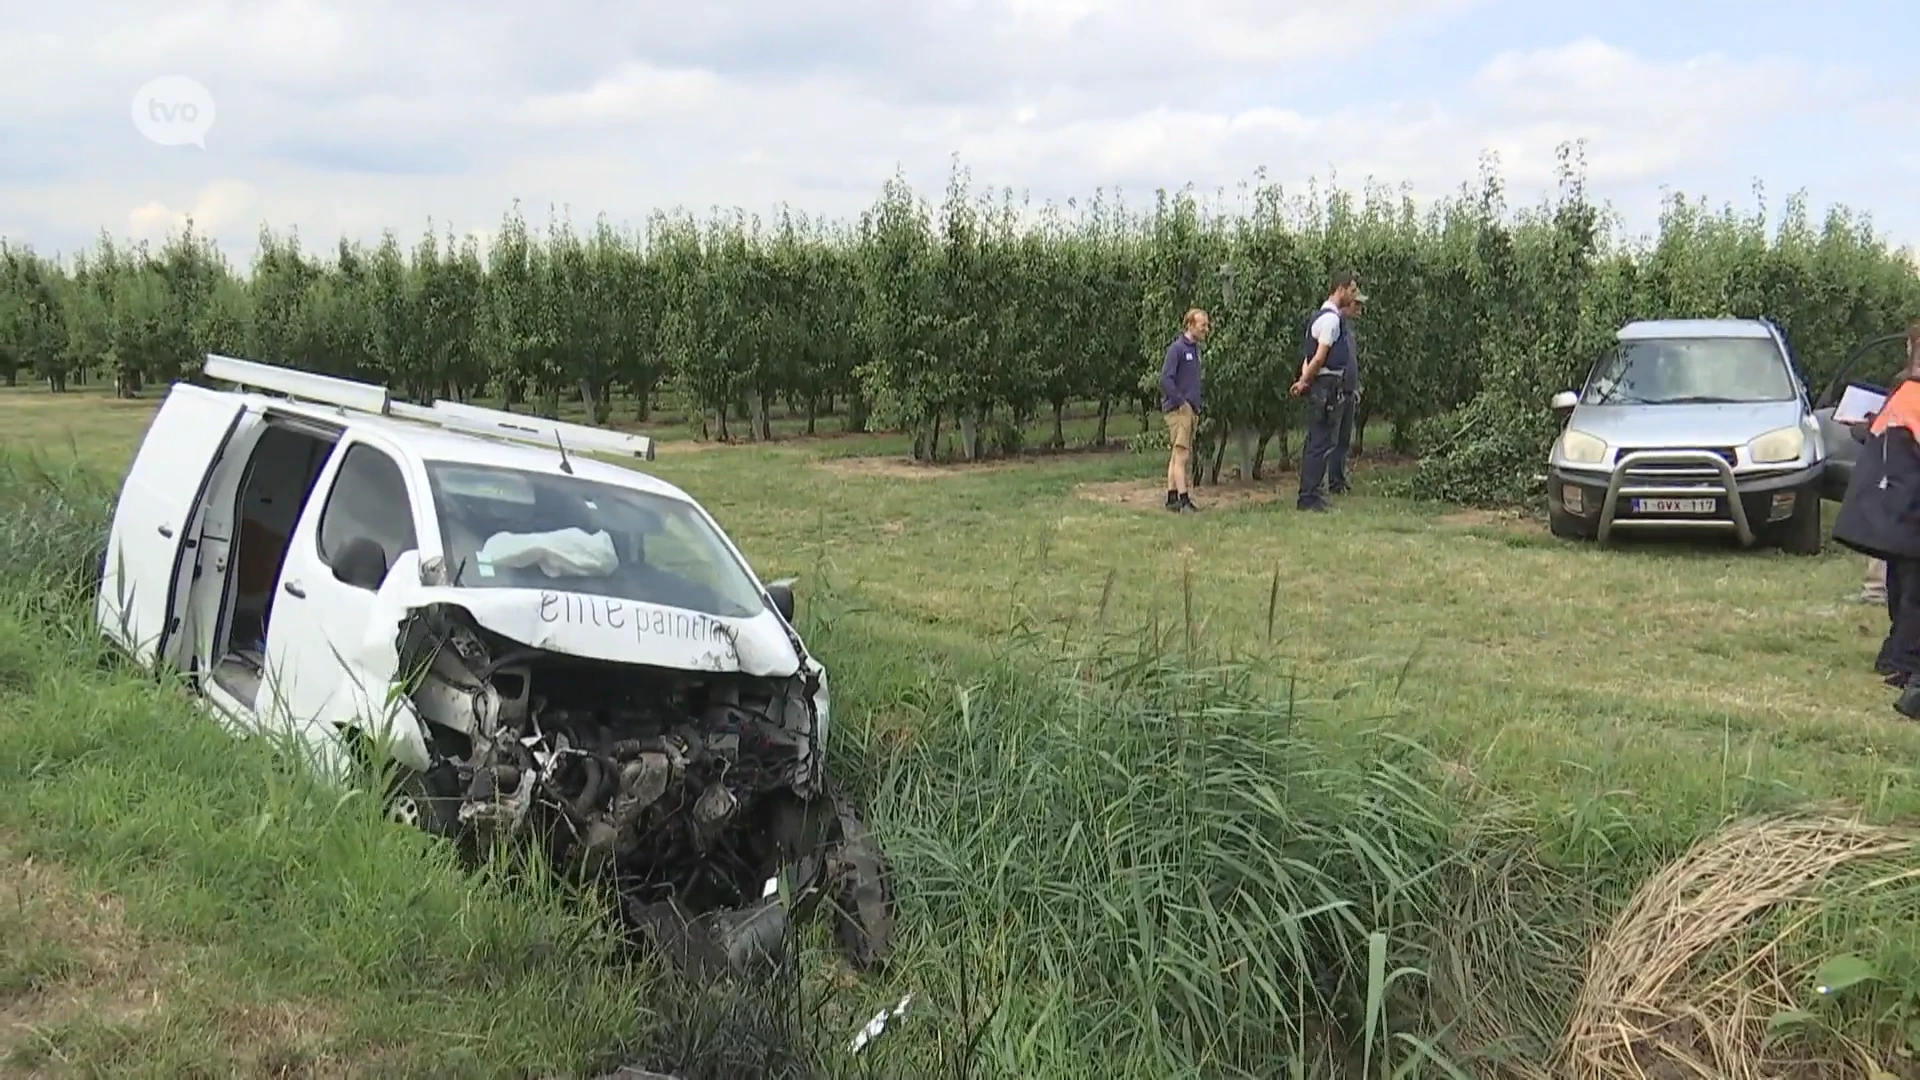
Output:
[1297, 300, 1358, 510]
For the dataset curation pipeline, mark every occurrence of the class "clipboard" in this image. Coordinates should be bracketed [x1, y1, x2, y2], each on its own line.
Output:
[1834, 384, 1888, 425]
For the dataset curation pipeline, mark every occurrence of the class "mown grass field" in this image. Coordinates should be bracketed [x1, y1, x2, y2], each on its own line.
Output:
[3, 384, 1919, 1079]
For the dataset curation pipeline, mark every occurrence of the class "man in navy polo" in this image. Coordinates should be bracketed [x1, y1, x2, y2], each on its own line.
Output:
[1290, 270, 1366, 512]
[1327, 291, 1364, 495]
[1161, 308, 1208, 511]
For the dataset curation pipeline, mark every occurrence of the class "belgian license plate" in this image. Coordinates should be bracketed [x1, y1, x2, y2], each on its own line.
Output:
[1632, 498, 1716, 514]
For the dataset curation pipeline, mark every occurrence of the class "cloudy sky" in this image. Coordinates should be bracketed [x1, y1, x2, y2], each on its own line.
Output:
[2, 0, 1915, 267]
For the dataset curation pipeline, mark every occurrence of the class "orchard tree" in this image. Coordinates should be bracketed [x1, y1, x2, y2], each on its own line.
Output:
[487, 204, 554, 411]
[0, 244, 70, 391]
[856, 173, 945, 459]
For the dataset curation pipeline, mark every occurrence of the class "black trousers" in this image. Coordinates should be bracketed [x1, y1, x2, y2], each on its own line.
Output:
[1328, 392, 1356, 492]
[1298, 378, 1349, 505]
[1878, 558, 1920, 675]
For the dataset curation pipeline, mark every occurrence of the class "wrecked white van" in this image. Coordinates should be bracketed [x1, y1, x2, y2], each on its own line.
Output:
[96, 354, 892, 974]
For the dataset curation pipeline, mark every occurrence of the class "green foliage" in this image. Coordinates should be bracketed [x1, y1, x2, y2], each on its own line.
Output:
[4, 145, 1917, 496]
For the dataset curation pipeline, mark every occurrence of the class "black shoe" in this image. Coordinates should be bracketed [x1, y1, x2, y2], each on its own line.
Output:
[1179, 493, 1199, 512]
[1165, 490, 1180, 511]
[1898, 682, 1920, 718]
[1888, 672, 1911, 689]
[1297, 499, 1329, 512]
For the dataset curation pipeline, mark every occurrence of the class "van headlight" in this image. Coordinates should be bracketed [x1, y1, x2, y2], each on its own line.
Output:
[1559, 429, 1608, 465]
[1748, 426, 1805, 464]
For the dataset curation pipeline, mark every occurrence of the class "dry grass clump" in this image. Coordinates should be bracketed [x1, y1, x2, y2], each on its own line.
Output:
[1554, 812, 1920, 1080]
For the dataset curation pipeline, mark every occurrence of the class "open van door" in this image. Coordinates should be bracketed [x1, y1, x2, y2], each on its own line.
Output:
[98, 383, 247, 670]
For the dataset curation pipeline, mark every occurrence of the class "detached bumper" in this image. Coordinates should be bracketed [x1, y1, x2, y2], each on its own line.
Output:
[1548, 456, 1823, 547]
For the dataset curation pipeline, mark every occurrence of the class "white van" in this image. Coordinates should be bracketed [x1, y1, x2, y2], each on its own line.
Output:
[96, 355, 892, 973]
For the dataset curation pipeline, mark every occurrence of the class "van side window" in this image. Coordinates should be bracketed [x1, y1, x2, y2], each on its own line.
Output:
[317, 443, 417, 588]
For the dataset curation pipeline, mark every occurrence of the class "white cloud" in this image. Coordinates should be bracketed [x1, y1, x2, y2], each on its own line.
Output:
[1464, 38, 1804, 182]
[126, 179, 260, 245]
[0, 0, 1867, 266]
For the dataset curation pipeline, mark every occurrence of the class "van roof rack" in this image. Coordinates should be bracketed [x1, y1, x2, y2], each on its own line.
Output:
[200, 353, 656, 462]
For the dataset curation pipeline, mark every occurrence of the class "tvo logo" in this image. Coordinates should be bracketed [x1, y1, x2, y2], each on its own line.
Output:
[131, 76, 216, 148]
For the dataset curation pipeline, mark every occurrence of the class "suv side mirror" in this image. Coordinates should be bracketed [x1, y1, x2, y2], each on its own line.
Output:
[1550, 390, 1579, 418]
[766, 582, 796, 623]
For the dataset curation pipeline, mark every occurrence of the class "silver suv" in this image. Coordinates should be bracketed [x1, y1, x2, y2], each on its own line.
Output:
[1545, 318, 1827, 554]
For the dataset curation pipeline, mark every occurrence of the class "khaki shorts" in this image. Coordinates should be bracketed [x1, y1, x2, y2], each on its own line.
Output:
[1164, 404, 1196, 450]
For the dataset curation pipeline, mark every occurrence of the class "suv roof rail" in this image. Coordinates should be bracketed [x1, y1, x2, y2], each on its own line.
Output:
[200, 353, 657, 461]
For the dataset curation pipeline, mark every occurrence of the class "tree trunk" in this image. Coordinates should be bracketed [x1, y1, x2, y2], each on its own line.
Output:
[805, 393, 818, 436]
[1207, 426, 1227, 484]
[1138, 398, 1151, 434]
[847, 391, 870, 434]
[1251, 427, 1275, 479]
[959, 412, 980, 462]
[927, 411, 943, 463]
[634, 384, 651, 421]
[714, 406, 730, 443]
[1392, 414, 1414, 454]
[1353, 411, 1368, 458]
[2, 368, 14, 388]
[579, 379, 599, 425]
[1096, 396, 1111, 446]
[1050, 400, 1067, 450]
[1235, 428, 1256, 482]
[751, 389, 773, 442]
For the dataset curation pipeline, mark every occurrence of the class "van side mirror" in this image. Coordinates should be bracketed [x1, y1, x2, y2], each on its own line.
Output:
[332, 537, 390, 591]
[766, 582, 795, 623]
[1550, 390, 1579, 418]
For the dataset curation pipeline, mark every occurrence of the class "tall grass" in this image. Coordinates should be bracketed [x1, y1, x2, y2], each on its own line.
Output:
[809, 622, 1472, 1076]
[4, 448, 1918, 1078]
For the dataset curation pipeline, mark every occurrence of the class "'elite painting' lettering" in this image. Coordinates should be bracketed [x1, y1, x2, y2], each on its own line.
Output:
[537, 591, 733, 645]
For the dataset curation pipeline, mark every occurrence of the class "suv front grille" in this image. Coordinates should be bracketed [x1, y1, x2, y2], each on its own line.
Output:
[1619, 447, 1736, 478]
[1623, 447, 1734, 467]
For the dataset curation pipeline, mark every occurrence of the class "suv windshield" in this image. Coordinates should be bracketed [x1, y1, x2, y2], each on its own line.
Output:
[424, 462, 766, 620]
[1582, 337, 1796, 405]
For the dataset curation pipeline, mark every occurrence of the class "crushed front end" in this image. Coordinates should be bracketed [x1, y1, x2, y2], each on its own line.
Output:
[392, 602, 894, 977]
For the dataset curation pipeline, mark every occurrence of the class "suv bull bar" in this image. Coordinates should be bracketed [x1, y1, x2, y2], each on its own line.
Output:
[1597, 449, 1755, 547]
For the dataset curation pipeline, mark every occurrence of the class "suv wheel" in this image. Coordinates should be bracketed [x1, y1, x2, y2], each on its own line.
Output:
[1773, 489, 1823, 555]
[1549, 507, 1590, 541]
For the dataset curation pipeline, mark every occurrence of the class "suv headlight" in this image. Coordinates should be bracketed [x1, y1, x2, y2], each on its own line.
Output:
[1559, 429, 1608, 465]
[1748, 426, 1805, 465]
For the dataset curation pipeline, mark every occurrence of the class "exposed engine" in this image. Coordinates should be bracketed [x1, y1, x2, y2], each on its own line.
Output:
[393, 604, 893, 975]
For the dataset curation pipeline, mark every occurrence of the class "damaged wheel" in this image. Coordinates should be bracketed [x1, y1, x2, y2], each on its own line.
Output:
[386, 766, 462, 836]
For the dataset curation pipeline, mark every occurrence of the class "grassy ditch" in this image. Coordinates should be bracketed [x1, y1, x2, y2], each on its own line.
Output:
[1, 451, 1918, 1078]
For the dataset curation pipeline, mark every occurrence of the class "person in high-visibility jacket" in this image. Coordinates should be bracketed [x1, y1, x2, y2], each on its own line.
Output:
[1835, 323, 1920, 692]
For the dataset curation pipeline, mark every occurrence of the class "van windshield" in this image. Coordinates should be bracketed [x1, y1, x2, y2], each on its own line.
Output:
[1582, 337, 1796, 405]
[423, 462, 767, 620]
